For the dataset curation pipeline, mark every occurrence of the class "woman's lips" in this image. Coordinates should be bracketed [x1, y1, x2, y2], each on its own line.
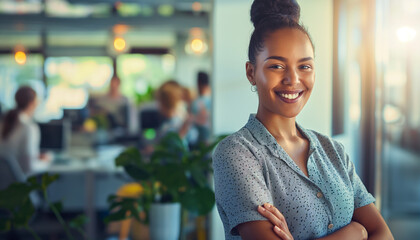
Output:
[275, 90, 304, 103]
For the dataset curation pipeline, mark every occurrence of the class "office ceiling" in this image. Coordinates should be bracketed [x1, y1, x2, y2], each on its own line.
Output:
[0, 0, 211, 50]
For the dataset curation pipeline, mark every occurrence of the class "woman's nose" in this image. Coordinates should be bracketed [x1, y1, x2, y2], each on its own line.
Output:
[282, 69, 299, 85]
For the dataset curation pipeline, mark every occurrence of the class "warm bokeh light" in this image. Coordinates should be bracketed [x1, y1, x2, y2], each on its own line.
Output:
[114, 37, 126, 52]
[396, 26, 417, 42]
[192, 2, 202, 12]
[14, 51, 27, 65]
[185, 27, 208, 55]
[113, 24, 129, 35]
[191, 38, 204, 52]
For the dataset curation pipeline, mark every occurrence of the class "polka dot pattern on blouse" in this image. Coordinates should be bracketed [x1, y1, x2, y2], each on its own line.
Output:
[212, 114, 375, 240]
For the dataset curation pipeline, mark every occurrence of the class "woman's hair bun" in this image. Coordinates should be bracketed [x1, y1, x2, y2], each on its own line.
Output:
[250, 0, 301, 28]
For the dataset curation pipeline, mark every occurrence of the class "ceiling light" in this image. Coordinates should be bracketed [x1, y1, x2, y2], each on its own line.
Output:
[114, 37, 126, 52]
[15, 51, 27, 65]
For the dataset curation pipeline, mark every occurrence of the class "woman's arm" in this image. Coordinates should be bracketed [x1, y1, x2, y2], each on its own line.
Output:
[258, 203, 393, 240]
[352, 203, 394, 240]
[237, 220, 284, 240]
[315, 221, 367, 240]
[257, 203, 367, 240]
[238, 203, 293, 240]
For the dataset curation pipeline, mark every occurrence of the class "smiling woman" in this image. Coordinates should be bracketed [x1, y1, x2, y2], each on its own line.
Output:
[212, 0, 393, 239]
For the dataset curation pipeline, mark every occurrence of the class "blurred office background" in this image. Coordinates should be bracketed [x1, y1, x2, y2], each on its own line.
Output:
[0, 0, 419, 239]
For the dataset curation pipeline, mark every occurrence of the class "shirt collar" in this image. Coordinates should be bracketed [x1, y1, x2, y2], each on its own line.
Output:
[245, 114, 319, 157]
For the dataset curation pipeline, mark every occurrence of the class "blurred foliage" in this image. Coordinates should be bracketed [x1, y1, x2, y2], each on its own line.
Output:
[105, 133, 226, 224]
[0, 173, 89, 240]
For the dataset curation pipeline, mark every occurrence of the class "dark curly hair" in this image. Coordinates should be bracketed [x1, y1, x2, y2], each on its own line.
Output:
[248, 0, 314, 65]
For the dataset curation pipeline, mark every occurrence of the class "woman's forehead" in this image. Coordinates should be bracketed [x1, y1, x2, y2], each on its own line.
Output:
[260, 28, 314, 60]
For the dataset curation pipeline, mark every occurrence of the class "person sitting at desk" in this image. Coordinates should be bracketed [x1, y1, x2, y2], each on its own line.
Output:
[0, 86, 50, 176]
[89, 75, 132, 134]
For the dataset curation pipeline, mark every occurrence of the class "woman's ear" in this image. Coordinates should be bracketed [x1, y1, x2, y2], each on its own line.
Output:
[246, 61, 256, 85]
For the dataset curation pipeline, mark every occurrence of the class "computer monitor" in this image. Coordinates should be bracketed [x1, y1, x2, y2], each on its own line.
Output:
[63, 108, 88, 130]
[140, 108, 165, 130]
[39, 121, 70, 152]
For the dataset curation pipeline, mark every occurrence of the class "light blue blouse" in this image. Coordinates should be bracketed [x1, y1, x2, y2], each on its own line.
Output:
[213, 115, 375, 240]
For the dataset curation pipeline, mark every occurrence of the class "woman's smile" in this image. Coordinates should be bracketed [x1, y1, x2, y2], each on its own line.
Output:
[275, 90, 304, 103]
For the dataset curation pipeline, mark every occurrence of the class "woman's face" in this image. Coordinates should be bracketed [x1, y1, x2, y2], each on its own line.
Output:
[246, 28, 315, 119]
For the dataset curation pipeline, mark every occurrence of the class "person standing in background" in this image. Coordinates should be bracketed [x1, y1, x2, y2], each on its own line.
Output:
[191, 71, 211, 144]
[0, 86, 49, 176]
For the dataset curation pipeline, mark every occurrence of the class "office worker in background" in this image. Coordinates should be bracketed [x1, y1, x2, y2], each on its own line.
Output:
[212, 0, 393, 239]
[191, 71, 211, 145]
[90, 75, 132, 135]
[155, 80, 192, 143]
[0, 86, 49, 176]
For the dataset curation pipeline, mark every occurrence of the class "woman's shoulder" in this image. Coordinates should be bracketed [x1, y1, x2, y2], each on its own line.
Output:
[213, 127, 262, 163]
[215, 127, 256, 151]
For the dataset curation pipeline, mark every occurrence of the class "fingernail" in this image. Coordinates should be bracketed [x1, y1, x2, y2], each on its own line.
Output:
[274, 226, 281, 232]
[258, 205, 265, 211]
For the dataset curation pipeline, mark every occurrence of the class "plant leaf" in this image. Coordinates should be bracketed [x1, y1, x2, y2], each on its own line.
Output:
[0, 183, 34, 210]
[115, 147, 142, 167]
[41, 173, 59, 189]
[69, 214, 89, 229]
[13, 197, 35, 228]
[124, 165, 151, 181]
[104, 208, 128, 224]
[180, 187, 215, 215]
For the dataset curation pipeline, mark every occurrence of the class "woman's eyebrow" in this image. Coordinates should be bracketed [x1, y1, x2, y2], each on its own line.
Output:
[265, 56, 287, 62]
[298, 57, 313, 62]
[264, 56, 313, 62]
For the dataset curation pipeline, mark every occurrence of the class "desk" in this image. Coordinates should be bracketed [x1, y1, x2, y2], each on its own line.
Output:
[34, 145, 129, 240]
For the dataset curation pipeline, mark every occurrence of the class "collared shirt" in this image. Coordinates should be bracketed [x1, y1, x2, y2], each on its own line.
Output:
[213, 115, 375, 240]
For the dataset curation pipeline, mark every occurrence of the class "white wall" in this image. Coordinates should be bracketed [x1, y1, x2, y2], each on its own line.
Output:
[211, 0, 333, 239]
[212, 0, 256, 136]
[297, 0, 333, 136]
[173, 36, 212, 90]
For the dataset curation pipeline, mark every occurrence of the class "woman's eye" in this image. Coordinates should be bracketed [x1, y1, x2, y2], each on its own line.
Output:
[269, 65, 285, 69]
[300, 65, 312, 70]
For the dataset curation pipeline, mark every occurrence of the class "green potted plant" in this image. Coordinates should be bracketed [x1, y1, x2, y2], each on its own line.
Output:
[105, 132, 224, 240]
[0, 173, 88, 240]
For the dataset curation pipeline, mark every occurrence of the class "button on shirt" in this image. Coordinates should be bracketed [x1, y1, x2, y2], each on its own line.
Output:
[213, 115, 375, 240]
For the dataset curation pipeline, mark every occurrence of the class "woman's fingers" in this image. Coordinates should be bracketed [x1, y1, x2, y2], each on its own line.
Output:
[258, 203, 294, 239]
[264, 203, 287, 223]
[274, 225, 293, 240]
[257, 205, 285, 230]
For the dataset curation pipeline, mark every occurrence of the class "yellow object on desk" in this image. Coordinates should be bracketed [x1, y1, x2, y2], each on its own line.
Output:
[107, 183, 149, 240]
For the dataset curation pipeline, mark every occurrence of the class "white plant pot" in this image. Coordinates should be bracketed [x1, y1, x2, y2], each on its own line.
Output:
[149, 202, 181, 240]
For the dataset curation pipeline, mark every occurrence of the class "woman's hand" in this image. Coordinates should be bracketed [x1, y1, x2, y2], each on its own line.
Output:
[257, 203, 294, 240]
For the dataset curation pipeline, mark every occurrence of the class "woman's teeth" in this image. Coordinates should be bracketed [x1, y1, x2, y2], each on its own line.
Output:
[280, 93, 299, 100]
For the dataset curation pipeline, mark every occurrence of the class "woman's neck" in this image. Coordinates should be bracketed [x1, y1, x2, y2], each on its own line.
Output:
[255, 110, 299, 142]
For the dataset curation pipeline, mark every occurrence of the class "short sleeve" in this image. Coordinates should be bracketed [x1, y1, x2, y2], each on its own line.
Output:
[213, 137, 272, 236]
[343, 151, 375, 209]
